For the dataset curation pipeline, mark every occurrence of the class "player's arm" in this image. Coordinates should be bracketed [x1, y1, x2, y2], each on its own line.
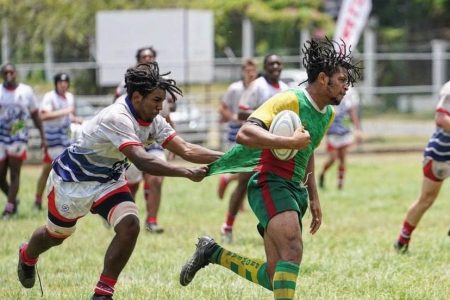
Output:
[304, 154, 322, 235]
[164, 135, 223, 164]
[218, 102, 237, 123]
[30, 109, 47, 149]
[40, 106, 74, 121]
[121, 144, 207, 182]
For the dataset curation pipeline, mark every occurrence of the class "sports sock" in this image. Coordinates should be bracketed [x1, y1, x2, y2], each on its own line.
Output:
[34, 195, 42, 205]
[210, 247, 272, 290]
[338, 165, 345, 189]
[225, 212, 236, 227]
[147, 216, 157, 224]
[398, 220, 416, 245]
[19, 243, 38, 266]
[273, 260, 300, 300]
[94, 274, 117, 296]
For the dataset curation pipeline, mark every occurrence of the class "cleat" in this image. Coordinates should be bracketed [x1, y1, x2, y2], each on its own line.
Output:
[217, 175, 230, 200]
[2, 200, 19, 219]
[145, 223, 164, 233]
[17, 243, 36, 288]
[220, 224, 233, 244]
[393, 240, 409, 254]
[180, 236, 217, 286]
[318, 174, 325, 189]
[91, 294, 113, 300]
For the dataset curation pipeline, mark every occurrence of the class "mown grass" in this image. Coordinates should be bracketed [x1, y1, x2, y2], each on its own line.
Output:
[0, 153, 449, 299]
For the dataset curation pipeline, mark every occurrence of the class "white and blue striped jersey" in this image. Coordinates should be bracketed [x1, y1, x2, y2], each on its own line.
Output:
[424, 81, 450, 162]
[41, 90, 74, 148]
[52, 95, 176, 183]
[239, 76, 289, 112]
[0, 83, 38, 144]
[222, 80, 245, 143]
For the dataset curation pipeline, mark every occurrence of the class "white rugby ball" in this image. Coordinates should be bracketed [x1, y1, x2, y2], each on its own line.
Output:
[269, 110, 302, 160]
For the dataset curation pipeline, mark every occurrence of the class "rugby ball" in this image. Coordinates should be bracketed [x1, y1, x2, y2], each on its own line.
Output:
[269, 110, 302, 160]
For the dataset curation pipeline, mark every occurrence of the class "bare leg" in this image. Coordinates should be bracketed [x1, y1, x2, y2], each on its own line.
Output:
[0, 158, 9, 197]
[35, 163, 52, 208]
[405, 177, 442, 226]
[336, 147, 348, 189]
[25, 226, 65, 257]
[319, 149, 337, 188]
[101, 215, 140, 278]
[143, 173, 164, 233]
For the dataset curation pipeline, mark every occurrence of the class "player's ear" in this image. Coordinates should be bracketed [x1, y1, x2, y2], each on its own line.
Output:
[318, 72, 329, 86]
[131, 91, 143, 105]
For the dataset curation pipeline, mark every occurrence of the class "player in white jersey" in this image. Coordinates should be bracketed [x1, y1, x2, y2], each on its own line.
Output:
[0, 63, 46, 218]
[318, 88, 362, 190]
[115, 46, 175, 233]
[218, 54, 289, 243]
[394, 80, 450, 253]
[17, 62, 222, 300]
[34, 73, 82, 210]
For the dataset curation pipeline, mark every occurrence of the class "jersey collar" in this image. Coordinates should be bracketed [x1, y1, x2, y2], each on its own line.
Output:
[125, 96, 151, 126]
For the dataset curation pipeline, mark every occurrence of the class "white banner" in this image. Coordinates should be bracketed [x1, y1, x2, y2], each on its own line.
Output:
[333, 0, 372, 50]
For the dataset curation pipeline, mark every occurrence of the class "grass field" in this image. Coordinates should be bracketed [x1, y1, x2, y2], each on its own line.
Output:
[0, 153, 449, 300]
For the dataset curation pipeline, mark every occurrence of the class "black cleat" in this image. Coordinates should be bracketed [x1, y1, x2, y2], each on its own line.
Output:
[393, 240, 409, 254]
[180, 236, 217, 286]
[17, 243, 36, 288]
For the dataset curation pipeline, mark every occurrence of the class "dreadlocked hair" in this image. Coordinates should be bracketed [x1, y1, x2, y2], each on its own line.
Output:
[125, 62, 183, 100]
[302, 37, 362, 86]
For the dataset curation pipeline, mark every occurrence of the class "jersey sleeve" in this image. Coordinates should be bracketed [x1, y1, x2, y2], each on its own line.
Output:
[248, 91, 300, 128]
[40, 92, 54, 112]
[99, 112, 143, 151]
[150, 114, 176, 147]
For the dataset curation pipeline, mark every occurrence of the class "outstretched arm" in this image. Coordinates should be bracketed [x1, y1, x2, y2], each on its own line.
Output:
[122, 144, 207, 182]
[164, 135, 223, 164]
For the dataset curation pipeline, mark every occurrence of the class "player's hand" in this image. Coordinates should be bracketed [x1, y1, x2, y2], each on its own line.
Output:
[354, 129, 363, 144]
[186, 166, 209, 182]
[292, 127, 311, 149]
[40, 139, 48, 151]
[309, 198, 322, 234]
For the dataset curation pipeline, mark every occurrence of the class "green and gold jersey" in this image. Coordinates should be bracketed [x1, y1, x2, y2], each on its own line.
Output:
[208, 89, 335, 182]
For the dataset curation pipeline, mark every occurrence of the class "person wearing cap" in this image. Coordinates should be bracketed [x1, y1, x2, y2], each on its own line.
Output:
[0, 63, 46, 218]
[34, 73, 82, 210]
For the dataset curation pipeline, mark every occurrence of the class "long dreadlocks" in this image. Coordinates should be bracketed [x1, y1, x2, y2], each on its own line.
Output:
[302, 37, 362, 86]
[125, 62, 183, 100]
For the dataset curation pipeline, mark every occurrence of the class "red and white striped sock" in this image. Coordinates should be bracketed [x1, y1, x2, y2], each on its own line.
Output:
[94, 274, 117, 296]
[398, 220, 416, 245]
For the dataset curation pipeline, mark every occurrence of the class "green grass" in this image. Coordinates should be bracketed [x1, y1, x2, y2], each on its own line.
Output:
[1, 153, 449, 299]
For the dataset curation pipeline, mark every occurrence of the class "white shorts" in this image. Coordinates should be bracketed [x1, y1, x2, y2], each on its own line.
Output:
[125, 148, 167, 184]
[46, 170, 129, 221]
[43, 146, 66, 163]
[0, 142, 27, 161]
[326, 133, 353, 150]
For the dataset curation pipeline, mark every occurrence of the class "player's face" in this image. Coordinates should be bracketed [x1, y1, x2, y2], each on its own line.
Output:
[326, 66, 349, 105]
[264, 55, 282, 82]
[137, 88, 165, 122]
[56, 80, 69, 95]
[139, 49, 156, 64]
[2, 65, 16, 85]
[242, 65, 257, 84]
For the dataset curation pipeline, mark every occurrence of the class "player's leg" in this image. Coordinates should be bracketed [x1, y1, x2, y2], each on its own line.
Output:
[265, 211, 302, 300]
[217, 173, 239, 199]
[143, 172, 164, 233]
[3, 151, 25, 217]
[395, 176, 442, 251]
[124, 163, 142, 199]
[319, 141, 337, 189]
[91, 192, 140, 298]
[35, 163, 52, 210]
[336, 146, 348, 190]
[220, 172, 251, 243]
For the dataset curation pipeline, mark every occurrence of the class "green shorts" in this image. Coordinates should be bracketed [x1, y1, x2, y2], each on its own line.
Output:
[247, 172, 309, 236]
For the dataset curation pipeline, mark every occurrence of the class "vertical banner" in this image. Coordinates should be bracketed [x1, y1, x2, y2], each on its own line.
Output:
[333, 0, 372, 49]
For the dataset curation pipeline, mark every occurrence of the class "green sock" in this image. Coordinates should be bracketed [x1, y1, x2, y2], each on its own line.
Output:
[273, 260, 300, 300]
[210, 247, 272, 290]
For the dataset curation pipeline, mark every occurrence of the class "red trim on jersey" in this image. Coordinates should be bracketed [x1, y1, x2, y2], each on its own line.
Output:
[239, 104, 251, 111]
[436, 107, 450, 116]
[92, 184, 131, 208]
[47, 188, 79, 222]
[255, 149, 296, 179]
[259, 172, 277, 218]
[118, 141, 143, 151]
[4, 85, 17, 91]
[161, 132, 177, 148]
[270, 82, 280, 89]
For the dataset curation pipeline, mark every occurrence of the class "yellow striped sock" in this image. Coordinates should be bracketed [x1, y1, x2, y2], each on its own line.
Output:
[211, 248, 272, 290]
[273, 261, 299, 300]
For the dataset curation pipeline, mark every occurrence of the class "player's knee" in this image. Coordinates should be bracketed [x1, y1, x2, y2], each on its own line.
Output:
[109, 202, 140, 237]
[46, 221, 76, 241]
